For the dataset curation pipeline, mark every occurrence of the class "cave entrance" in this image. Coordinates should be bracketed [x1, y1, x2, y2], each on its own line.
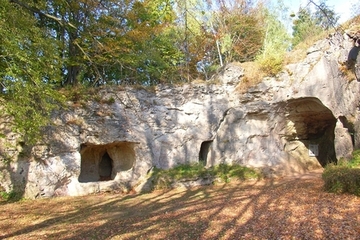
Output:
[78, 141, 137, 183]
[99, 152, 113, 181]
[285, 98, 337, 167]
[199, 140, 213, 165]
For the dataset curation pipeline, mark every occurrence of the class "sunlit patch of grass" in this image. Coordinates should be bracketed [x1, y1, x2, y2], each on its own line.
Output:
[150, 163, 262, 190]
[209, 164, 261, 182]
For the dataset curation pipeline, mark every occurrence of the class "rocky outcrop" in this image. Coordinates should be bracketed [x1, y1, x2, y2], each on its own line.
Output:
[1, 32, 360, 198]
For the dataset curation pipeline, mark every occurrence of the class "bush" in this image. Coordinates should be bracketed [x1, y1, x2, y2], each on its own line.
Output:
[256, 55, 284, 76]
[322, 150, 360, 196]
[322, 166, 360, 196]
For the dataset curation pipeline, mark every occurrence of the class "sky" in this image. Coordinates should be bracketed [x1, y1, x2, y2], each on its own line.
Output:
[283, 0, 354, 23]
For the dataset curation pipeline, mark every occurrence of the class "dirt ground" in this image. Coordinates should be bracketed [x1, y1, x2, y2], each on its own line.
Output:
[1, 169, 359, 240]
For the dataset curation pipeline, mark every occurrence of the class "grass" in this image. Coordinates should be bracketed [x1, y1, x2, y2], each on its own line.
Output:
[322, 150, 360, 196]
[235, 62, 265, 93]
[284, 29, 332, 65]
[150, 163, 262, 190]
[60, 85, 116, 108]
[0, 190, 23, 202]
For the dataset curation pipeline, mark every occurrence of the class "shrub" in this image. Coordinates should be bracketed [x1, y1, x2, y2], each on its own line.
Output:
[322, 150, 360, 196]
[0, 190, 23, 202]
[256, 55, 284, 76]
[322, 166, 360, 196]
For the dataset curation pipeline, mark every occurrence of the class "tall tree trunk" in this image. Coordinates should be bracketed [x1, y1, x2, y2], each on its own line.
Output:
[63, 33, 81, 86]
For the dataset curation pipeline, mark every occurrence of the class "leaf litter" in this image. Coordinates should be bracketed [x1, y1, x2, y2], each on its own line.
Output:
[0, 170, 359, 239]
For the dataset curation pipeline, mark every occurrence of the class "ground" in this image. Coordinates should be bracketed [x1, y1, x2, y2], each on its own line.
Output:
[0, 170, 359, 239]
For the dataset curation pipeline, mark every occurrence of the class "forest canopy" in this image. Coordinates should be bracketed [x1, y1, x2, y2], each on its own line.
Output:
[0, 0, 341, 143]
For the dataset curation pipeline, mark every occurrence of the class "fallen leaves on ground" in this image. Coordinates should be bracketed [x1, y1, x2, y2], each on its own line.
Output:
[0, 170, 359, 239]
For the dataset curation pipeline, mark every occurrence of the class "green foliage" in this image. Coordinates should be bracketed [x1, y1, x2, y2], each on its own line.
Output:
[292, 7, 323, 47]
[322, 150, 360, 196]
[256, 56, 284, 76]
[209, 164, 261, 182]
[0, 0, 65, 144]
[150, 163, 262, 190]
[335, 150, 360, 168]
[292, 1, 338, 48]
[322, 166, 360, 196]
[8, 0, 178, 86]
[213, 5, 265, 63]
[255, 6, 291, 76]
[0, 190, 23, 202]
[313, 1, 339, 30]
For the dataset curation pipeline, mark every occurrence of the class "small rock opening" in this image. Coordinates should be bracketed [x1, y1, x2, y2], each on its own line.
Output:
[199, 140, 213, 165]
[78, 141, 137, 183]
[339, 116, 355, 146]
[99, 152, 113, 181]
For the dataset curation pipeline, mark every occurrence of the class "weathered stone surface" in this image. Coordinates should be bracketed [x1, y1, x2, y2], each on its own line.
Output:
[1, 32, 360, 198]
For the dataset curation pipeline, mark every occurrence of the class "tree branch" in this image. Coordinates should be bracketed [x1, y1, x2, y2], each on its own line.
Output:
[9, 0, 77, 30]
[308, 0, 342, 33]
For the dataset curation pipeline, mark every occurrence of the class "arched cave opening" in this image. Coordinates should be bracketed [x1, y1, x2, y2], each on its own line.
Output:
[78, 141, 137, 183]
[99, 152, 113, 181]
[199, 140, 213, 165]
[285, 98, 337, 167]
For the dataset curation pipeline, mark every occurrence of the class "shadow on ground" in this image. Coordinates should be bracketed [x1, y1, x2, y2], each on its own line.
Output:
[0, 171, 359, 239]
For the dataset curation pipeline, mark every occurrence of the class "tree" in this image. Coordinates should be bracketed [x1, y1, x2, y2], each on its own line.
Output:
[85, 0, 180, 85]
[312, 0, 339, 30]
[292, 7, 322, 47]
[0, 0, 64, 143]
[171, 0, 216, 81]
[256, 2, 291, 76]
[351, 1, 360, 18]
[292, 1, 339, 47]
[10, 0, 177, 86]
[212, 0, 265, 63]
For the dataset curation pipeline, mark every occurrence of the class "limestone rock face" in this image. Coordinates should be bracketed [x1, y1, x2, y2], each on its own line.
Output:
[1, 32, 360, 198]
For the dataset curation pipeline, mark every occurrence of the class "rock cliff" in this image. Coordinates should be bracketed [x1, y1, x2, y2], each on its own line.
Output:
[1, 32, 360, 198]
